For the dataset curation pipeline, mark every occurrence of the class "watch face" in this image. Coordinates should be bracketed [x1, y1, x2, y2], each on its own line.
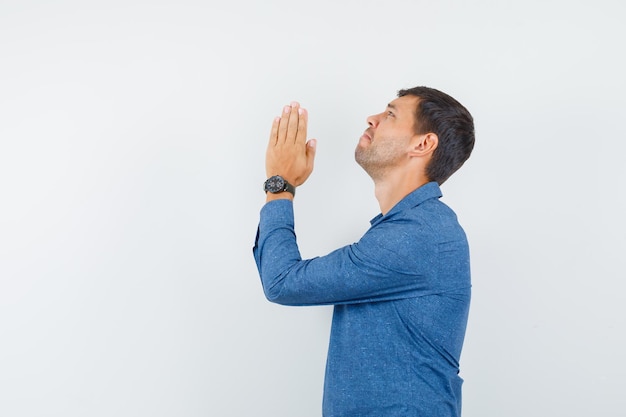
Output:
[265, 175, 285, 193]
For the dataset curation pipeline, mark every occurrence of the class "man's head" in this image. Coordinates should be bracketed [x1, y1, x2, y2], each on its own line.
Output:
[397, 86, 474, 185]
[355, 86, 474, 185]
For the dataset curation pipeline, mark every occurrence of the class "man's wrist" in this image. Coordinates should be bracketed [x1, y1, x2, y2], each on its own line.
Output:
[263, 175, 296, 197]
[265, 192, 294, 202]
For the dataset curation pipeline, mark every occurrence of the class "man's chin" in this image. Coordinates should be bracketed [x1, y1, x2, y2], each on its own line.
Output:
[354, 149, 370, 171]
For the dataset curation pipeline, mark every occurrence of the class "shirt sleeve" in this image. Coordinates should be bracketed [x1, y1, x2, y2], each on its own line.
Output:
[253, 199, 457, 306]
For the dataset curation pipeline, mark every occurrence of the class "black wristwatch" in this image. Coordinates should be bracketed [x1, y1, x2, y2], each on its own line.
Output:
[263, 175, 296, 196]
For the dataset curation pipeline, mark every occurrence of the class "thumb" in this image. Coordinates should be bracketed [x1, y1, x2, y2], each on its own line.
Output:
[306, 139, 317, 166]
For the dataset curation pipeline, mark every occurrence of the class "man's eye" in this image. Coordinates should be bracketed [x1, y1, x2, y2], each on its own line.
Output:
[386, 111, 394, 118]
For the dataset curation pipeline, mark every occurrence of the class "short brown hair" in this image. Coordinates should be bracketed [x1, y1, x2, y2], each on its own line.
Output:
[398, 87, 475, 184]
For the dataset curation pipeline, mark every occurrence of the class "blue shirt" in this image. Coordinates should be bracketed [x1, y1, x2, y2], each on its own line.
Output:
[253, 182, 471, 416]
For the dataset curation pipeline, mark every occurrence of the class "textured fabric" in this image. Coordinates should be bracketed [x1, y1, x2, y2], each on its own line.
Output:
[253, 182, 471, 416]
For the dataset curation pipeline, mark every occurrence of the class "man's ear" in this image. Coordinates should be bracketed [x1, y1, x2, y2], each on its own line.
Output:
[408, 133, 438, 157]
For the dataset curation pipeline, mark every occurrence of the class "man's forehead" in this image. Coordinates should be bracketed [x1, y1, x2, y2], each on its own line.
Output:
[387, 95, 418, 109]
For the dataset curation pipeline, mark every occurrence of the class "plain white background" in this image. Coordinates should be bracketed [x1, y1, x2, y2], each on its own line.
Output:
[1, 1, 625, 416]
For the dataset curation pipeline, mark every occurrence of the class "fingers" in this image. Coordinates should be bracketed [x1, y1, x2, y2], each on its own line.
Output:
[268, 116, 280, 146]
[275, 102, 307, 145]
[286, 102, 300, 144]
[306, 138, 317, 169]
[277, 104, 292, 144]
[295, 107, 307, 145]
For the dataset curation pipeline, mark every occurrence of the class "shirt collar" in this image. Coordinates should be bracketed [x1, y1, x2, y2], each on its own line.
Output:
[369, 181, 442, 226]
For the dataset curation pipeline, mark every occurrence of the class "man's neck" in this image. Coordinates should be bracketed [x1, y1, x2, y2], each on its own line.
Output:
[373, 170, 430, 215]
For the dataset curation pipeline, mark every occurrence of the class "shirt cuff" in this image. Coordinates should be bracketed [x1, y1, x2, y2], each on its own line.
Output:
[259, 199, 295, 231]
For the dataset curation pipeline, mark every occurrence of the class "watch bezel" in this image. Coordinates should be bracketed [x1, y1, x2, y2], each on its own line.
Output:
[264, 175, 286, 193]
[264, 175, 295, 196]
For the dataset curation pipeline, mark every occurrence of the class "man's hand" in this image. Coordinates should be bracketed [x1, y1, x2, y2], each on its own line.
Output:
[266, 101, 317, 198]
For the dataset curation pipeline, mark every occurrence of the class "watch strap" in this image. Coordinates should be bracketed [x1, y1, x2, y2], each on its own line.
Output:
[282, 181, 296, 196]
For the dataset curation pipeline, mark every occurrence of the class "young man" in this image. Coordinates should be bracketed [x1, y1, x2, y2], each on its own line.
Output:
[253, 86, 475, 416]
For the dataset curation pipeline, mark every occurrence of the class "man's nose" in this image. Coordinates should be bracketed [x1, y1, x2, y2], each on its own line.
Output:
[366, 114, 379, 128]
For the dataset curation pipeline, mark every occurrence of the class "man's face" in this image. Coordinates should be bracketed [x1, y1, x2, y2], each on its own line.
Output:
[355, 95, 419, 179]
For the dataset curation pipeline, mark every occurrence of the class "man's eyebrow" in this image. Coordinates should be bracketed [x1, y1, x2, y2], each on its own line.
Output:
[387, 103, 397, 110]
